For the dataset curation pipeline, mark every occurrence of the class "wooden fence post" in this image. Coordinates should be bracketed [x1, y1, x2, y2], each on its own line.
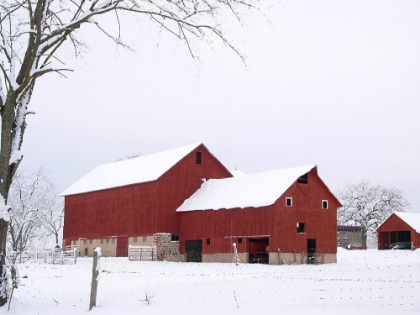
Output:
[89, 247, 101, 311]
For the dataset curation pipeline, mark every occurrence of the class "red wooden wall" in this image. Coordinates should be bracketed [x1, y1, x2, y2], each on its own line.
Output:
[377, 214, 420, 249]
[178, 168, 340, 255]
[63, 144, 232, 245]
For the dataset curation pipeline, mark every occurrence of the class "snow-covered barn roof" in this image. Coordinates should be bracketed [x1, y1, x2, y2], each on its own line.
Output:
[61, 143, 202, 196]
[231, 168, 245, 177]
[394, 212, 420, 233]
[176, 165, 316, 212]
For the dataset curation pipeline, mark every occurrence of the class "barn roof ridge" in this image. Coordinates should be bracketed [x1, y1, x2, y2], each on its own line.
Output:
[61, 142, 202, 196]
[176, 165, 317, 212]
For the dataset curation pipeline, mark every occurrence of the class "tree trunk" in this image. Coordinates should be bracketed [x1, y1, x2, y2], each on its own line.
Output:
[362, 226, 367, 250]
[0, 220, 9, 306]
[0, 94, 23, 306]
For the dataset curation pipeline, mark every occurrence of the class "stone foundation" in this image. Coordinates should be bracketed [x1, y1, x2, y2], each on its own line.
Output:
[129, 236, 153, 246]
[153, 233, 180, 262]
[200, 253, 248, 263]
[181, 252, 336, 264]
[77, 239, 116, 257]
[270, 252, 337, 265]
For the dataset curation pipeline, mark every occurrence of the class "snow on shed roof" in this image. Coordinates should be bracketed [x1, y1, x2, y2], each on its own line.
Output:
[61, 143, 201, 196]
[176, 165, 316, 212]
[394, 212, 420, 233]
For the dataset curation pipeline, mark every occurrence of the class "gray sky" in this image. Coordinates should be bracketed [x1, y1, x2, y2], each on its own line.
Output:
[22, 1, 419, 212]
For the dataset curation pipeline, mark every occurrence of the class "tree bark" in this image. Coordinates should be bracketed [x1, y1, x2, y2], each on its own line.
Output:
[362, 226, 367, 249]
[0, 92, 26, 305]
[0, 97, 15, 306]
[0, 220, 9, 306]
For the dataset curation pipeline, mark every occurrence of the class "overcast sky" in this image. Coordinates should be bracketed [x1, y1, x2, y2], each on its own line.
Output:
[21, 0, 419, 213]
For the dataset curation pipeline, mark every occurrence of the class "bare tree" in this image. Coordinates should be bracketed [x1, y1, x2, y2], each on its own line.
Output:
[7, 169, 62, 262]
[337, 181, 410, 248]
[8, 171, 44, 261]
[0, 0, 263, 305]
[39, 202, 63, 246]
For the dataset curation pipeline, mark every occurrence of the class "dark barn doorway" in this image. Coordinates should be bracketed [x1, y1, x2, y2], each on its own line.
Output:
[185, 240, 203, 262]
[380, 231, 411, 249]
[307, 239, 316, 264]
[249, 238, 269, 264]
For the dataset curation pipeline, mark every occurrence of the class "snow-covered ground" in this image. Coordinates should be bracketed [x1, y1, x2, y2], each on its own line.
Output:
[4, 248, 419, 315]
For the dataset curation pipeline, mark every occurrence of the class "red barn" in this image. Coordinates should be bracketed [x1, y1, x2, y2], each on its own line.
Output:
[176, 165, 342, 264]
[62, 143, 342, 263]
[377, 212, 420, 250]
[61, 143, 232, 257]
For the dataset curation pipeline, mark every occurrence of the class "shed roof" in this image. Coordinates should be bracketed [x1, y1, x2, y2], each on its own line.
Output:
[176, 165, 316, 212]
[61, 143, 202, 196]
[394, 212, 420, 233]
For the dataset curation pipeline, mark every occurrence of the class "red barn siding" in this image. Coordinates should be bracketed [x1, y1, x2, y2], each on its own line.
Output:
[63, 144, 232, 244]
[179, 168, 339, 255]
[155, 144, 232, 233]
[64, 181, 158, 240]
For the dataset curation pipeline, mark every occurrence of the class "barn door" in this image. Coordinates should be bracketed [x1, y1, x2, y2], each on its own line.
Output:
[116, 236, 128, 257]
[307, 239, 316, 264]
[248, 238, 269, 264]
[185, 240, 202, 262]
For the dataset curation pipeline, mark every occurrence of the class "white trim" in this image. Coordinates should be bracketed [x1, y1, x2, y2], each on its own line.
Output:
[322, 200, 328, 209]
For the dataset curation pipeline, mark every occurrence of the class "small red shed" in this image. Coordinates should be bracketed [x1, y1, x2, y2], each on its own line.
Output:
[377, 212, 420, 250]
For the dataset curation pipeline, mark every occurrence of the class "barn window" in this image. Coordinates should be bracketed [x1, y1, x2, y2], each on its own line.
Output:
[106, 238, 109, 244]
[112, 238, 116, 244]
[206, 238, 211, 245]
[83, 239, 87, 245]
[90, 239, 93, 244]
[322, 200, 328, 209]
[143, 236, 147, 243]
[171, 234, 180, 242]
[196, 152, 202, 164]
[100, 239, 104, 244]
[238, 237, 243, 244]
[297, 173, 308, 184]
[286, 197, 292, 207]
[133, 237, 138, 243]
[297, 223, 305, 234]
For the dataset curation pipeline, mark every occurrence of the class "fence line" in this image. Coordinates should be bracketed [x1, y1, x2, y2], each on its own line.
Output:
[8, 247, 79, 265]
[128, 245, 164, 261]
